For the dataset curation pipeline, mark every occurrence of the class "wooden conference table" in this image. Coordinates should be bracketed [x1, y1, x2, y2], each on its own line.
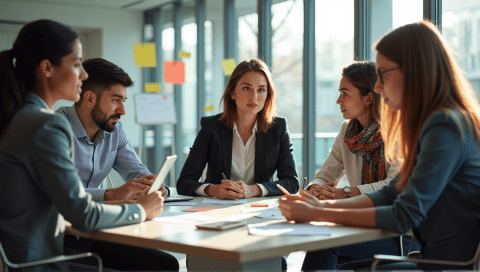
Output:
[66, 194, 399, 271]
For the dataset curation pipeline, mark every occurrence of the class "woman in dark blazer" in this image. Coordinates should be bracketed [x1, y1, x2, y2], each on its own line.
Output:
[177, 58, 299, 198]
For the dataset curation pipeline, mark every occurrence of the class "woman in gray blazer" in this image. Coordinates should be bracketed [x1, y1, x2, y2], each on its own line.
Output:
[177, 59, 299, 199]
[0, 20, 167, 271]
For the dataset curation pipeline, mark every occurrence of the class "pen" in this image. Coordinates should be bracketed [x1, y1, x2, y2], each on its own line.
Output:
[303, 177, 308, 190]
[276, 184, 290, 195]
[250, 204, 269, 207]
[221, 173, 227, 180]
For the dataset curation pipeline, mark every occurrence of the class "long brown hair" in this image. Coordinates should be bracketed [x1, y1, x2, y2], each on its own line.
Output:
[375, 21, 480, 191]
[219, 58, 277, 133]
[342, 61, 380, 123]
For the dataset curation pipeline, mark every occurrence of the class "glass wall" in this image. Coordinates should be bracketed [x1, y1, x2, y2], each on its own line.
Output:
[314, 0, 354, 177]
[204, 0, 224, 117]
[161, 5, 175, 150]
[237, 0, 258, 61]
[142, 0, 479, 184]
[182, 17, 198, 149]
[443, 0, 480, 96]
[271, 0, 304, 175]
[392, 0, 423, 29]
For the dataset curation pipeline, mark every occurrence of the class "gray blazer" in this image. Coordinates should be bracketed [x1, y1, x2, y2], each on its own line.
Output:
[0, 93, 143, 271]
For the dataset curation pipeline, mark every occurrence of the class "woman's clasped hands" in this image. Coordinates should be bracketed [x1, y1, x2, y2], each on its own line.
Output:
[278, 189, 325, 223]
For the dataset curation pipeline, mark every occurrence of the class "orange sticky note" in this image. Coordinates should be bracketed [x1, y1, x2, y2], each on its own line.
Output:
[250, 204, 269, 207]
[164, 61, 185, 84]
[133, 43, 156, 67]
[222, 59, 236, 75]
[145, 83, 161, 92]
[185, 207, 220, 212]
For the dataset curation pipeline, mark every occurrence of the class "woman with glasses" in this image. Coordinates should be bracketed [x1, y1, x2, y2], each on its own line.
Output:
[279, 20, 480, 271]
[301, 61, 419, 271]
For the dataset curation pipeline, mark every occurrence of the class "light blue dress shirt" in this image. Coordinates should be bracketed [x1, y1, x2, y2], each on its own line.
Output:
[57, 105, 169, 201]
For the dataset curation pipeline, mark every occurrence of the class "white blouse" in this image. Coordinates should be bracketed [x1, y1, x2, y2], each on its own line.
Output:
[195, 122, 269, 196]
[307, 120, 399, 195]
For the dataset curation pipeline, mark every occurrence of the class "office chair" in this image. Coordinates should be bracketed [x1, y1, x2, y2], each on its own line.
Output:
[371, 238, 480, 271]
[0, 241, 103, 272]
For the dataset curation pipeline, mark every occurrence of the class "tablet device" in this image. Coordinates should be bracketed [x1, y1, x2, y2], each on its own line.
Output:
[147, 155, 177, 195]
[195, 221, 246, 231]
[164, 195, 194, 202]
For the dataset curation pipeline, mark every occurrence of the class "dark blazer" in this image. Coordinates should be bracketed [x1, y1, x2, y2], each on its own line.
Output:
[177, 113, 299, 196]
[0, 93, 143, 271]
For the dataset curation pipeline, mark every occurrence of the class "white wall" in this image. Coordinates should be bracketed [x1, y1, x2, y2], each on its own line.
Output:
[0, 0, 144, 147]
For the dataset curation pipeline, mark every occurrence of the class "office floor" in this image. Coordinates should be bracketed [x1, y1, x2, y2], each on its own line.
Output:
[166, 251, 307, 271]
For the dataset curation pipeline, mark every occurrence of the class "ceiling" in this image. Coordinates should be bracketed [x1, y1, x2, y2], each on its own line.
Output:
[1, 0, 185, 11]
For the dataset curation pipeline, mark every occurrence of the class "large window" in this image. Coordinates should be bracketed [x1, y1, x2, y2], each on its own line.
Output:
[182, 21, 197, 149]
[392, 0, 423, 29]
[314, 0, 354, 178]
[237, 0, 258, 61]
[204, 0, 224, 117]
[271, 0, 304, 175]
[443, 0, 480, 95]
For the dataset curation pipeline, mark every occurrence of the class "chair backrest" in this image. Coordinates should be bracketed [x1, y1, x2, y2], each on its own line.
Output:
[0, 240, 12, 272]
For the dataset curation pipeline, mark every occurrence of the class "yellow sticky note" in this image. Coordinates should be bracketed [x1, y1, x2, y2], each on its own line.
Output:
[134, 43, 156, 67]
[222, 59, 236, 76]
[145, 83, 161, 92]
[203, 105, 214, 112]
[179, 50, 191, 59]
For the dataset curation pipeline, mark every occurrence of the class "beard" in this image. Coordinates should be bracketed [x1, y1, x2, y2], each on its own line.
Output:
[91, 103, 121, 133]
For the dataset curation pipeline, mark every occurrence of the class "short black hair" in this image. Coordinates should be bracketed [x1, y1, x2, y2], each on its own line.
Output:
[77, 58, 133, 105]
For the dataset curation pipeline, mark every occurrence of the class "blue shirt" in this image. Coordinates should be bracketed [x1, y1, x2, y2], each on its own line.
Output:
[57, 105, 169, 201]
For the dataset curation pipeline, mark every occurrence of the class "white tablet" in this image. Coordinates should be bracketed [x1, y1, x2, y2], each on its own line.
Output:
[148, 155, 177, 195]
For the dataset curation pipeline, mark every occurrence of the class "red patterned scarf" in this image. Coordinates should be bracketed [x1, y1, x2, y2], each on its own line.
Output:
[344, 119, 386, 184]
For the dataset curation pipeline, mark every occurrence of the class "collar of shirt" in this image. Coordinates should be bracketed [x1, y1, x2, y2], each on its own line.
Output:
[233, 121, 258, 134]
[65, 105, 109, 145]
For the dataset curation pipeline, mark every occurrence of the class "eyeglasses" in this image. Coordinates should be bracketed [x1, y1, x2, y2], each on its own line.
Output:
[376, 67, 400, 84]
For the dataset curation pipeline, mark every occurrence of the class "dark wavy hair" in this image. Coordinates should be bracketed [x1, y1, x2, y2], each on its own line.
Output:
[76, 58, 133, 105]
[342, 61, 379, 122]
[0, 19, 78, 135]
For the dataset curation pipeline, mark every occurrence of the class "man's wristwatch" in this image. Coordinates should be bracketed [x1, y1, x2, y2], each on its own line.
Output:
[344, 186, 351, 198]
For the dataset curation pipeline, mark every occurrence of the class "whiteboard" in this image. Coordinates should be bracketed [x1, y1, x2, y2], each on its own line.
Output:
[134, 93, 177, 124]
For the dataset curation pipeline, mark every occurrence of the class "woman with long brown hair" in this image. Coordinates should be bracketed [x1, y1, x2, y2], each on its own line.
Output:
[279, 21, 480, 270]
[177, 58, 299, 199]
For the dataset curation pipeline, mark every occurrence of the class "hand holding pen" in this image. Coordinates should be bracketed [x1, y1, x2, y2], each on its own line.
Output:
[211, 172, 243, 200]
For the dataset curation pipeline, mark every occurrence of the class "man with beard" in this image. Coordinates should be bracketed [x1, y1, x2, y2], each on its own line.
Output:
[57, 58, 179, 271]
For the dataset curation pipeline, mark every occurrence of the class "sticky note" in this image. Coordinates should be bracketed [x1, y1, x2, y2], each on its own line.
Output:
[222, 59, 236, 75]
[164, 61, 185, 84]
[203, 105, 214, 112]
[185, 207, 220, 212]
[179, 50, 191, 59]
[133, 43, 156, 67]
[145, 83, 161, 92]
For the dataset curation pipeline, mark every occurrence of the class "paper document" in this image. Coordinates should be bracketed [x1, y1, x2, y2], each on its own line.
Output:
[255, 207, 285, 220]
[201, 199, 248, 205]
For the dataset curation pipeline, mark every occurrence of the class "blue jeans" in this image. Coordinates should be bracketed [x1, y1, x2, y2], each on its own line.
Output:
[301, 236, 421, 271]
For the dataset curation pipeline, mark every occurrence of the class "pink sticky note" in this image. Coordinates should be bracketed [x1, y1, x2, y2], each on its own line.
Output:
[164, 61, 185, 84]
[185, 207, 221, 212]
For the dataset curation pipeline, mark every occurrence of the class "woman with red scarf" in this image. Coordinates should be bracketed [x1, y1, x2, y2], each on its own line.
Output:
[301, 61, 419, 271]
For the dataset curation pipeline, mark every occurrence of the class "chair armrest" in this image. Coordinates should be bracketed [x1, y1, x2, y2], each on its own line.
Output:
[371, 254, 474, 272]
[407, 251, 420, 258]
[10, 252, 102, 272]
